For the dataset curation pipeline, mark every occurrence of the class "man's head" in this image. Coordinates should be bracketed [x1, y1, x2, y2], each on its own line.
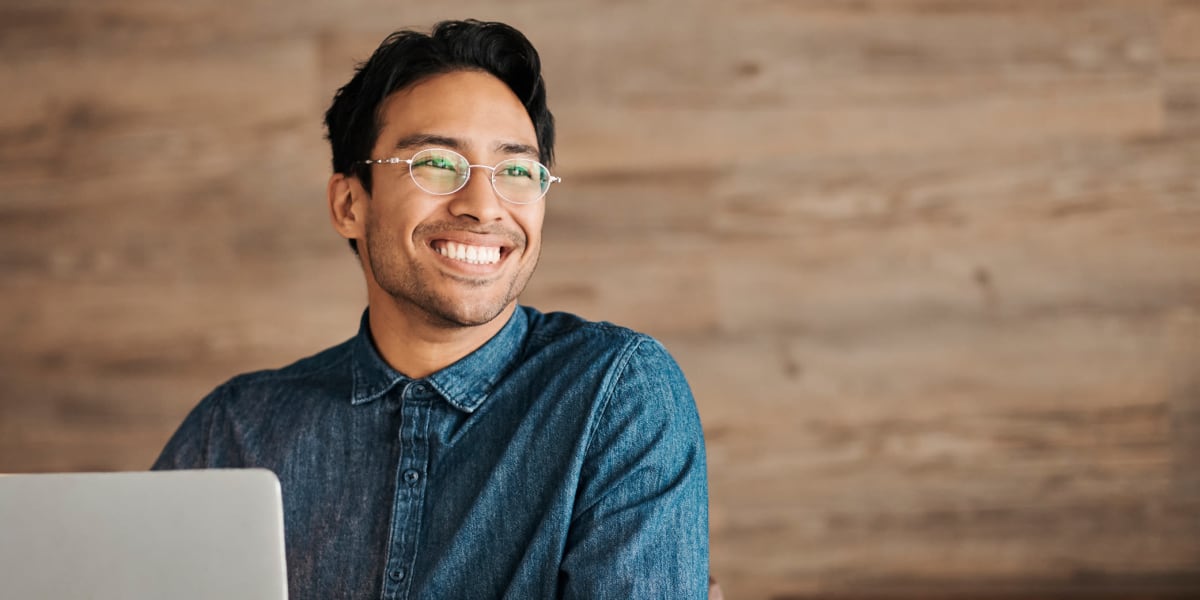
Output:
[326, 20, 555, 216]
[324, 20, 556, 329]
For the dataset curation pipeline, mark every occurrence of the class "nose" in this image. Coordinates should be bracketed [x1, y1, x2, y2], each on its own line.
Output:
[447, 166, 505, 222]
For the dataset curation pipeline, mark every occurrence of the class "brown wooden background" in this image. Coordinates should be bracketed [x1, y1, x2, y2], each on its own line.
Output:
[2, 1, 1199, 598]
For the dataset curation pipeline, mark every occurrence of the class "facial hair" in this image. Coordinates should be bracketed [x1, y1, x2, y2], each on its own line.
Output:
[364, 214, 538, 329]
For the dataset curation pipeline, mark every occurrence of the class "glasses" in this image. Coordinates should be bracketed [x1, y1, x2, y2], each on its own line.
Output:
[361, 148, 561, 205]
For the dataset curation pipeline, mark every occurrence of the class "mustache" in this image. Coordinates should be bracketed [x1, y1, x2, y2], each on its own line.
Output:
[413, 221, 526, 248]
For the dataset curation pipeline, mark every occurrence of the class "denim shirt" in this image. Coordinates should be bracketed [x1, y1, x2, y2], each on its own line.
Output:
[153, 306, 708, 599]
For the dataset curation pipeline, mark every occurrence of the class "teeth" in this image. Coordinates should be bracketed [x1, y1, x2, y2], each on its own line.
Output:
[436, 241, 501, 265]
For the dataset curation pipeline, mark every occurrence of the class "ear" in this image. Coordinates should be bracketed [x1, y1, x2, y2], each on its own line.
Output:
[328, 172, 366, 241]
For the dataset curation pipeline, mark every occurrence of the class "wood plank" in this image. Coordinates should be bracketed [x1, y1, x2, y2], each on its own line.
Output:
[710, 136, 1200, 336]
[1164, 66, 1200, 132]
[554, 82, 1163, 173]
[667, 312, 1200, 597]
[0, 44, 324, 190]
[0, 38, 336, 285]
[0, 262, 364, 362]
[563, 2, 1159, 103]
[1164, 0, 1200, 62]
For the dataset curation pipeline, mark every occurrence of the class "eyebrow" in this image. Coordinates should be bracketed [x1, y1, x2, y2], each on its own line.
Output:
[392, 133, 462, 152]
[391, 133, 539, 159]
[497, 142, 539, 158]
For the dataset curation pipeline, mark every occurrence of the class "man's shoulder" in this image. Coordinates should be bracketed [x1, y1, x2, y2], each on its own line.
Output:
[211, 336, 355, 403]
[518, 305, 679, 378]
[522, 305, 653, 349]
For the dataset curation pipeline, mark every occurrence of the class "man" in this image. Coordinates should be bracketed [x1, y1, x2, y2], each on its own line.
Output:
[154, 19, 709, 599]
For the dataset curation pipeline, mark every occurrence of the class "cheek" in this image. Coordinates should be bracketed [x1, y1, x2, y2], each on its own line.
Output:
[515, 207, 546, 247]
[367, 194, 436, 241]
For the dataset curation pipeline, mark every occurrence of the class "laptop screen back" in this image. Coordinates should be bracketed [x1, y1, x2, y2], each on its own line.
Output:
[0, 469, 287, 600]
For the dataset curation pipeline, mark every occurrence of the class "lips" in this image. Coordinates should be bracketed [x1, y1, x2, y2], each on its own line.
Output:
[432, 240, 501, 265]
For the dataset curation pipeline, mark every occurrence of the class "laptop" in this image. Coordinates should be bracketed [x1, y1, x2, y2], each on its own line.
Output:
[0, 469, 288, 600]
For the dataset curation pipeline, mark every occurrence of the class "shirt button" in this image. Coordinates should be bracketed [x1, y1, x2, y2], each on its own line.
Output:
[389, 568, 406, 582]
[403, 469, 421, 486]
[412, 382, 430, 395]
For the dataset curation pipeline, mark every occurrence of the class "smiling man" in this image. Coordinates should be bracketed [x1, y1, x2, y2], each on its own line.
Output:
[153, 19, 709, 600]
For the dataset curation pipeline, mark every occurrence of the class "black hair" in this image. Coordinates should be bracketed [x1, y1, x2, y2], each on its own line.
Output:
[324, 20, 556, 253]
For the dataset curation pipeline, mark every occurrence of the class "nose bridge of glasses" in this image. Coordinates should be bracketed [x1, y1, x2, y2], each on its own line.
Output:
[462, 164, 499, 191]
[459, 163, 503, 200]
[447, 164, 510, 218]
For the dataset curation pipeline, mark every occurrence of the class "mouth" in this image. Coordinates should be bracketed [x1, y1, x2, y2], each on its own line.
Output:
[431, 240, 505, 266]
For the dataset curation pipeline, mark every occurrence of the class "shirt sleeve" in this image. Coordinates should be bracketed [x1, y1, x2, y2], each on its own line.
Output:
[558, 336, 709, 599]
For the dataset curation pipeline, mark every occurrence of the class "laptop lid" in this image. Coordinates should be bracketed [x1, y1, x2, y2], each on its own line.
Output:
[0, 469, 287, 600]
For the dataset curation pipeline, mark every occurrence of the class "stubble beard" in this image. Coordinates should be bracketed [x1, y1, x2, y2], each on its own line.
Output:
[364, 221, 539, 329]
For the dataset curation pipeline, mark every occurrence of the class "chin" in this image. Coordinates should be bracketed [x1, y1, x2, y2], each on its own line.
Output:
[415, 292, 516, 329]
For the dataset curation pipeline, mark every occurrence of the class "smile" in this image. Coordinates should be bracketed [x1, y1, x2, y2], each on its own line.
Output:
[433, 240, 502, 265]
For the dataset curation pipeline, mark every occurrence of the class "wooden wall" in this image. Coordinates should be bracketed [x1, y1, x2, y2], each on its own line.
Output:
[2, 1, 1198, 598]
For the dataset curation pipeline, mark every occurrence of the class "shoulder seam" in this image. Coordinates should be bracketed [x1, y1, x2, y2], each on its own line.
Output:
[580, 333, 652, 459]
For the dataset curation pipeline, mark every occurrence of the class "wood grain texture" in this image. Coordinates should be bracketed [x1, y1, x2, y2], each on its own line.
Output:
[1, 1, 1197, 598]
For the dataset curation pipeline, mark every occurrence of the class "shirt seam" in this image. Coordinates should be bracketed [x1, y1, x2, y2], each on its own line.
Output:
[579, 334, 649, 461]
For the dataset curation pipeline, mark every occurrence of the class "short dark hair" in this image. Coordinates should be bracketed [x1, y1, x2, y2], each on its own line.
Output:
[324, 20, 556, 251]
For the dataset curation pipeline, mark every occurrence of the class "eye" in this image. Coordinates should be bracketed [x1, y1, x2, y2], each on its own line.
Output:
[413, 156, 459, 172]
[500, 164, 533, 179]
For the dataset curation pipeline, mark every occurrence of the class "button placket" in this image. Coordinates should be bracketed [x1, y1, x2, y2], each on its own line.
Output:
[383, 385, 432, 599]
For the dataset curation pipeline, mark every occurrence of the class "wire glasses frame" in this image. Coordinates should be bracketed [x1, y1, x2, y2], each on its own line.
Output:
[360, 147, 561, 205]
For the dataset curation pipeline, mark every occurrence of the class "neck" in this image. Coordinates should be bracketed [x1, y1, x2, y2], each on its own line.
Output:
[365, 294, 516, 379]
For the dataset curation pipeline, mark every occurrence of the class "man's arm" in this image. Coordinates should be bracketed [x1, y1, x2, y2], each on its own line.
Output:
[559, 337, 709, 599]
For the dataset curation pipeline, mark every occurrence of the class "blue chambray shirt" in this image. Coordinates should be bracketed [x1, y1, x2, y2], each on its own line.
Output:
[152, 305, 708, 599]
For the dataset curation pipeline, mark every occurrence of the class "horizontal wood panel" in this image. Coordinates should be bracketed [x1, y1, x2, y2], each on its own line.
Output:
[553, 86, 1163, 172]
[1164, 0, 1200, 62]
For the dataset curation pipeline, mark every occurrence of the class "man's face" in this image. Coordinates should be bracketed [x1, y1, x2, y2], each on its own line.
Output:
[355, 69, 545, 328]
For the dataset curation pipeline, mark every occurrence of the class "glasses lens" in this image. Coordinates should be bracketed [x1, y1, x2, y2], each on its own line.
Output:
[409, 149, 469, 194]
[492, 158, 551, 204]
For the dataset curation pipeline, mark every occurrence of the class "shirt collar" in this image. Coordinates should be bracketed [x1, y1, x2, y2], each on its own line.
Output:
[349, 307, 529, 413]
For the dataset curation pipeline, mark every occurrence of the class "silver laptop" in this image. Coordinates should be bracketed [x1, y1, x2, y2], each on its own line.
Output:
[0, 469, 288, 600]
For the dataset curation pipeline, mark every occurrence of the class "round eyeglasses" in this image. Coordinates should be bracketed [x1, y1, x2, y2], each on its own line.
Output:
[361, 148, 561, 205]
